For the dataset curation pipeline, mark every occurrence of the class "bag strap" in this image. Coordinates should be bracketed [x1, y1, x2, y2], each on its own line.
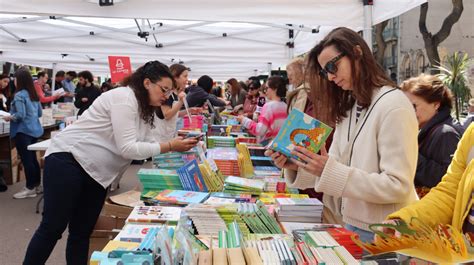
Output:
[340, 88, 398, 166]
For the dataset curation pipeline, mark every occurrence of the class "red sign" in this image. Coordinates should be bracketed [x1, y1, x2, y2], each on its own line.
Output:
[108, 56, 132, 83]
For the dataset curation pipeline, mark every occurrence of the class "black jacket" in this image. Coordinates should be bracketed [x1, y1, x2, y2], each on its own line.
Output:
[415, 107, 464, 188]
[74, 85, 101, 116]
[186, 85, 226, 108]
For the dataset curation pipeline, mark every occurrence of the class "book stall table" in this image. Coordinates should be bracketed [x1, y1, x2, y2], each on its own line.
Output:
[90, 112, 474, 264]
[0, 123, 58, 186]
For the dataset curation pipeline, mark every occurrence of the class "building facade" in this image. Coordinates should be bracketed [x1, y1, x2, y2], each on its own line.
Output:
[374, 0, 474, 89]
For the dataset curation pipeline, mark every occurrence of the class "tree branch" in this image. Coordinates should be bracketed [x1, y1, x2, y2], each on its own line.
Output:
[433, 0, 464, 45]
[419, 2, 430, 40]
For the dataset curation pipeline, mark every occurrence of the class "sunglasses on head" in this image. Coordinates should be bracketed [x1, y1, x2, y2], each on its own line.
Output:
[319, 52, 345, 80]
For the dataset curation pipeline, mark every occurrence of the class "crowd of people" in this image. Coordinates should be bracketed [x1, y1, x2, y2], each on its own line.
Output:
[0, 26, 473, 264]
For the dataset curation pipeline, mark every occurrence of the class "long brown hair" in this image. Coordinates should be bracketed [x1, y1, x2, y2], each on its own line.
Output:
[227, 78, 242, 96]
[121, 61, 175, 128]
[307, 27, 395, 123]
[15, 68, 39, 101]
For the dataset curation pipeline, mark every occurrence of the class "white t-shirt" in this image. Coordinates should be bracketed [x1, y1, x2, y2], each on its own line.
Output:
[46, 86, 161, 188]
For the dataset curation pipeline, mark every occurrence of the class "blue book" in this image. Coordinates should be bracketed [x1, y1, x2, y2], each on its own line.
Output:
[155, 190, 210, 205]
[177, 160, 208, 192]
[271, 109, 333, 161]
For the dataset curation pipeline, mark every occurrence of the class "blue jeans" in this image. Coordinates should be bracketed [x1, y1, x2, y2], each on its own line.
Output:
[23, 152, 107, 265]
[345, 224, 375, 243]
[14, 133, 40, 189]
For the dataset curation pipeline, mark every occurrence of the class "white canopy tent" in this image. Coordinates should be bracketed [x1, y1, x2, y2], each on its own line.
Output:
[0, 0, 426, 80]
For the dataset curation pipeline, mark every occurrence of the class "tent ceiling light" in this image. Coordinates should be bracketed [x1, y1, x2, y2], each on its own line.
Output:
[85, 0, 126, 6]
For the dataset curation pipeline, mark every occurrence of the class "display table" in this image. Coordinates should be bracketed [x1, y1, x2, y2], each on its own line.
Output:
[0, 123, 58, 185]
[27, 139, 51, 151]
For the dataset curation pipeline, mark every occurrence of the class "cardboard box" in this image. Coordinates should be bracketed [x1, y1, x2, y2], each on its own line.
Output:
[88, 193, 137, 263]
[102, 200, 133, 219]
[88, 214, 126, 264]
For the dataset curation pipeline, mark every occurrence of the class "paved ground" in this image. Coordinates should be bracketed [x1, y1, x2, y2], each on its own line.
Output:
[0, 161, 148, 265]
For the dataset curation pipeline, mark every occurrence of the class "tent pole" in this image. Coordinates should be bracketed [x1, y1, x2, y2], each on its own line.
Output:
[267, 62, 272, 76]
[288, 26, 295, 59]
[363, 0, 373, 51]
[51, 62, 57, 105]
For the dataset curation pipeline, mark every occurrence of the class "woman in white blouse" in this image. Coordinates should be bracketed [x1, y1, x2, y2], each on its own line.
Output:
[22, 61, 197, 265]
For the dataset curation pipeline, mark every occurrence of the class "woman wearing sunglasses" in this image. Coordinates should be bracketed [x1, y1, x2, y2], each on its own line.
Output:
[268, 27, 419, 242]
[22, 61, 198, 265]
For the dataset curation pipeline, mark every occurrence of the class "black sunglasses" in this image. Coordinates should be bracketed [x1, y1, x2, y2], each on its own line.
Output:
[319, 53, 345, 79]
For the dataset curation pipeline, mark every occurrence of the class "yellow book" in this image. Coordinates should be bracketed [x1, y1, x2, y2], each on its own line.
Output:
[101, 240, 140, 252]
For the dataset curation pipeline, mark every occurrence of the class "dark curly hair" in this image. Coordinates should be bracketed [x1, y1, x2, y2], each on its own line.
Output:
[121, 61, 175, 128]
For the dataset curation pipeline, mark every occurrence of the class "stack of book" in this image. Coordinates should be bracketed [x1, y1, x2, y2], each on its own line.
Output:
[235, 137, 257, 145]
[223, 176, 265, 195]
[153, 151, 197, 170]
[207, 136, 236, 148]
[137, 168, 183, 194]
[250, 156, 274, 167]
[115, 223, 162, 243]
[216, 204, 250, 236]
[184, 204, 227, 236]
[218, 221, 243, 248]
[276, 198, 324, 223]
[207, 148, 240, 176]
[327, 227, 363, 259]
[258, 192, 309, 205]
[236, 143, 254, 178]
[209, 125, 242, 136]
[126, 205, 182, 225]
[153, 190, 210, 206]
[253, 166, 281, 178]
[177, 160, 208, 192]
[198, 161, 224, 192]
[183, 115, 204, 130]
[245, 236, 296, 265]
[263, 177, 286, 193]
[237, 202, 282, 234]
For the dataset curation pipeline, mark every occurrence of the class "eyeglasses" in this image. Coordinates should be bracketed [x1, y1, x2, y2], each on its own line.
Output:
[153, 82, 174, 97]
[319, 53, 345, 80]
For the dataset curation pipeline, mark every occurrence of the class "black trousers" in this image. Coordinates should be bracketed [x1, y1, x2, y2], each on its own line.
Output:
[14, 133, 40, 189]
[23, 152, 107, 265]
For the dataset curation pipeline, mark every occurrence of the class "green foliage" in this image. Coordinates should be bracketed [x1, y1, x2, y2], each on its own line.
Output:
[437, 52, 471, 120]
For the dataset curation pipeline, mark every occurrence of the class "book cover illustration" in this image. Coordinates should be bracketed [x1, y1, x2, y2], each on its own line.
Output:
[116, 223, 162, 242]
[272, 108, 332, 160]
[353, 217, 474, 263]
[126, 206, 182, 223]
[177, 160, 208, 192]
[154, 190, 209, 205]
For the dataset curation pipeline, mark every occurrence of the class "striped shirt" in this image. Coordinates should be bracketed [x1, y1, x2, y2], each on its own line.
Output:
[242, 100, 288, 143]
[355, 104, 364, 124]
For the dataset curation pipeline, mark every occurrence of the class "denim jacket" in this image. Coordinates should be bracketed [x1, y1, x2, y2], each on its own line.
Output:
[10, 90, 44, 138]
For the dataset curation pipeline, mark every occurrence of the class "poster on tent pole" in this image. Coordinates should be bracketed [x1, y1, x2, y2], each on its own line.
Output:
[108, 56, 132, 83]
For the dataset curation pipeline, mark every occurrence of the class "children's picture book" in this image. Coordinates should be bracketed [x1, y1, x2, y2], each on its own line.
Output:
[116, 223, 162, 242]
[177, 160, 208, 192]
[224, 176, 265, 192]
[126, 206, 182, 224]
[272, 108, 333, 160]
[154, 190, 210, 205]
[276, 198, 324, 211]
